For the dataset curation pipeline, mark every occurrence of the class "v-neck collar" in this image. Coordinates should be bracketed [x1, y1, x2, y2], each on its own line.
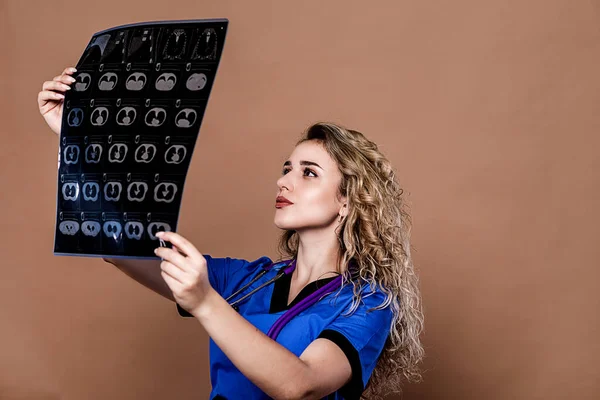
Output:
[269, 270, 339, 314]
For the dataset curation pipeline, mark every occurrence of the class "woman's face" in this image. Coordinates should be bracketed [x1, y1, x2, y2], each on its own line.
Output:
[274, 141, 346, 232]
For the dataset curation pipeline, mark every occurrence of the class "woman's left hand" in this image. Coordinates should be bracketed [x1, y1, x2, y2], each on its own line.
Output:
[154, 231, 214, 316]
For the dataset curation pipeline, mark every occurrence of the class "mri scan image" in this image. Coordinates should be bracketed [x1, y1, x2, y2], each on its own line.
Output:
[55, 19, 228, 258]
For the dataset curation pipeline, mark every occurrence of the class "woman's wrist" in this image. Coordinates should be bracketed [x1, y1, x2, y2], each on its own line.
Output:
[191, 288, 222, 321]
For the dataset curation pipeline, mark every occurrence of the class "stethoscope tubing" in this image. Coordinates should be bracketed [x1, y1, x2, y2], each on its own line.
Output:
[224, 259, 344, 340]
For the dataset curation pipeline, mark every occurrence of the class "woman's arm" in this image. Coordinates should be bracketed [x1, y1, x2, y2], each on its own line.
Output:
[154, 231, 352, 399]
[103, 258, 175, 302]
[39, 69, 175, 303]
[192, 290, 352, 400]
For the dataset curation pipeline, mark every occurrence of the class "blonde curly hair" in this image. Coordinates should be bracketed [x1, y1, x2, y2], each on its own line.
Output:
[276, 122, 424, 399]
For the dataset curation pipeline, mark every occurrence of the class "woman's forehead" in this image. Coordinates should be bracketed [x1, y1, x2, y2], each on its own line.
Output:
[288, 141, 334, 167]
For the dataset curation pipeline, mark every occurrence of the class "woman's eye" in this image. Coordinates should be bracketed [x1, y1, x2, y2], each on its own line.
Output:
[281, 168, 316, 177]
[303, 168, 317, 177]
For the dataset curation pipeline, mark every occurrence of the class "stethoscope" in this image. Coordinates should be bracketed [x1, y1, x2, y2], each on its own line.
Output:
[158, 237, 348, 340]
[224, 258, 345, 340]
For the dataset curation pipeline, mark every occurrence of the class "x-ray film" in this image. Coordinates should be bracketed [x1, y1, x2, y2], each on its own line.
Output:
[54, 19, 228, 258]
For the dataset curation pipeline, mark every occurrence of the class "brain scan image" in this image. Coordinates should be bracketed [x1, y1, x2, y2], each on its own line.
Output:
[59, 221, 80, 236]
[191, 28, 218, 60]
[162, 29, 188, 61]
[186, 73, 207, 91]
[104, 182, 122, 202]
[147, 222, 171, 240]
[90, 107, 109, 126]
[153, 182, 178, 203]
[63, 145, 80, 164]
[103, 221, 122, 239]
[62, 182, 79, 201]
[127, 28, 155, 62]
[81, 221, 101, 237]
[175, 109, 197, 128]
[135, 144, 157, 163]
[82, 182, 100, 201]
[55, 19, 228, 258]
[85, 145, 103, 164]
[126, 72, 147, 90]
[98, 73, 118, 91]
[108, 144, 128, 163]
[155, 73, 177, 91]
[74, 73, 92, 92]
[127, 182, 149, 202]
[145, 108, 167, 127]
[67, 108, 83, 127]
[116, 107, 136, 126]
[124, 221, 144, 240]
[165, 145, 187, 164]
[100, 30, 128, 64]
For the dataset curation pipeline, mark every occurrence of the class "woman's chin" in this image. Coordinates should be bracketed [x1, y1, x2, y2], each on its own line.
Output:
[273, 217, 295, 230]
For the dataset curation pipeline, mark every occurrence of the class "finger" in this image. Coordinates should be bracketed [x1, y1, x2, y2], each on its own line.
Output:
[53, 74, 76, 85]
[155, 246, 188, 270]
[160, 260, 185, 284]
[156, 231, 203, 260]
[38, 91, 64, 112]
[42, 80, 71, 93]
[161, 269, 181, 289]
[62, 67, 77, 75]
[38, 90, 64, 103]
[172, 244, 185, 256]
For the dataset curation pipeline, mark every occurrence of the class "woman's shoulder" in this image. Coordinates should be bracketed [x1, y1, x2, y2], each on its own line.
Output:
[204, 254, 277, 297]
[332, 279, 394, 324]
[204, 254, 275, 271]
[204, 253, 272, 263]
[340, 276, 392, 302]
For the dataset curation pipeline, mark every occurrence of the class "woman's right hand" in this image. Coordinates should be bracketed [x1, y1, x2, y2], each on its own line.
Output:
[37, 67, 77, 136]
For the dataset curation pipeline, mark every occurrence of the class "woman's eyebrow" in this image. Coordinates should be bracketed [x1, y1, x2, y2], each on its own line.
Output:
[283, 160, 324, 170]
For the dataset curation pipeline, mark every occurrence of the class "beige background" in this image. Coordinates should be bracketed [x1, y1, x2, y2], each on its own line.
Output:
[1, 0, 599, 398]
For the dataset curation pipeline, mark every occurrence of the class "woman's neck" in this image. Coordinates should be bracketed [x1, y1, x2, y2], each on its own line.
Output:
[293, 230, 344, 285]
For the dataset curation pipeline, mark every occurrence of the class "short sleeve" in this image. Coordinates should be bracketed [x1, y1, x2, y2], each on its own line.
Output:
[176, 254, 272, 317]
[317, 289, 393, 397]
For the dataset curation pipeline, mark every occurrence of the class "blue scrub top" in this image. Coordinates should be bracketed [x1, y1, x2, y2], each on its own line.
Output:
[176, 255, 393, 400]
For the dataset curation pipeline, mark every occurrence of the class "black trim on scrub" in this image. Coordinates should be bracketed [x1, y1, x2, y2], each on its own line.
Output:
[176, 271, 338, 317]
[177, 270, 364, 399]
[269, 271, 338, 313]
[318, 329, 364, 399]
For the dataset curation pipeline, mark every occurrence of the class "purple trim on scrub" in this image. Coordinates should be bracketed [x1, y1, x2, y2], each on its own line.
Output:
[267, 259, 343, 340]
[282, 259, 296, 274]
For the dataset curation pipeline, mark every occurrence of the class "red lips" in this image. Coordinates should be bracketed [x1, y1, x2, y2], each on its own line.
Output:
[275, 195, 293, 207]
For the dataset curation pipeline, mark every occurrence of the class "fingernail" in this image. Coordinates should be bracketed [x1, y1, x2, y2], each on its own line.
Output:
[156, 231, 163, 237]
[154, 248, 158, 254]
[68, 76, 76, 83]
[70, 67, 77, 72]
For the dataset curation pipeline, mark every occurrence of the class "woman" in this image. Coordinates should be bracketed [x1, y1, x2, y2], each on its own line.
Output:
[38, 67, 424, 399]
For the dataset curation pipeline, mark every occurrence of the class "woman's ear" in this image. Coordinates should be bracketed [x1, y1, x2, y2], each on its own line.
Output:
[339, 201, 348, 218]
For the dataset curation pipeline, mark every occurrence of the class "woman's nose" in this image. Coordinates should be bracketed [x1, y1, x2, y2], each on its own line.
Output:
[277, 173, 292, 191]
